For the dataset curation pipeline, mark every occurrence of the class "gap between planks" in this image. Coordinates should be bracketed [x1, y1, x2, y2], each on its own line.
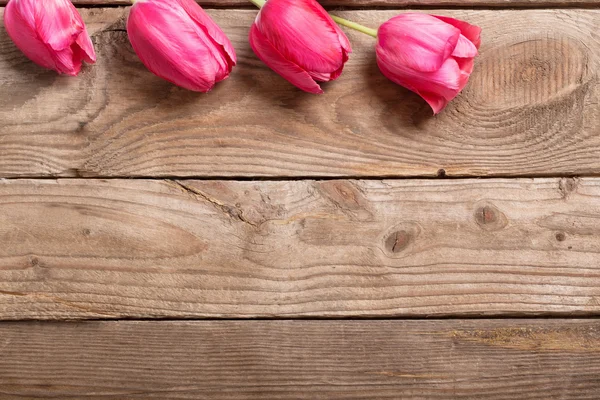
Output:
[0, 173, 596, 181]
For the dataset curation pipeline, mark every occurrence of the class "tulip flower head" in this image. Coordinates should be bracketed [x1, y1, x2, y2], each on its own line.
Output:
[127, 0, 236, 92]
[376, 14, 481, 114]
[249, 0, 352, 94]
[3, 0, 96, 76]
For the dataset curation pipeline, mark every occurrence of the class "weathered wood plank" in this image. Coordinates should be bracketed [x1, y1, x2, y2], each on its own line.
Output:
[0, 9, 598, 178]
[0, 320, 599, 399]
[0, 0, 597, 7]
[1, 178, 599, 319]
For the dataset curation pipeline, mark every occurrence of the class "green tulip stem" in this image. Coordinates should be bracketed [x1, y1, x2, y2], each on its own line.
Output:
[248, 0, 378, 38]
[330, 15, 378, 38]
[249, 0, 267, 7]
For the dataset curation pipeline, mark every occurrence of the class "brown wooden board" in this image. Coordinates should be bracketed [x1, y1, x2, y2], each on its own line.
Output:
[0, 319, 599, 399]
[1, 178, 599, 319]
[0, 9, 599, 178]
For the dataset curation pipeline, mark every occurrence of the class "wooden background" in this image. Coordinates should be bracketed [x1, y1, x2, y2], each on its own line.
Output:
[0, 0, 599, 398]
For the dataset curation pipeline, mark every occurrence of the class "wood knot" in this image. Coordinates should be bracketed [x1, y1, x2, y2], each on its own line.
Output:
[385, 230, 411, 254]
[475, 204, 508, 231]
[380, 223, 421, 258]
[559, 178, 579, 199]
[555, 232, 566, 242]
[82, 228, 92, 236]
[76, 121, 88, 133]
[471, 37, 589, 109]
[316, 181, 371, 220]
[476, 206, 497, 225]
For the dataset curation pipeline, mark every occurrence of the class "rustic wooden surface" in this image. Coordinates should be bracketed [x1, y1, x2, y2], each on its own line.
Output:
[1, 177, 599, 319]
[0, 320, 599, 399]
[2, 0, 600, 397]
[1, 8, 599, 178]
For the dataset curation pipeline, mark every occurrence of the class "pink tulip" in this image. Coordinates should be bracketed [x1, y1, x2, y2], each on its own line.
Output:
[249, 0, 352, 94]
[127, 0, 236, 92]
[3, 0, 96, 76]
[376, 14, 481, 114]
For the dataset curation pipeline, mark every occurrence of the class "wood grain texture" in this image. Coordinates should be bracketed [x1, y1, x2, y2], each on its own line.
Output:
[1, 178, 600, 319]
[0, 319, 599, 399]
[0, 0, 597, 7]
[0, 9, 599, 178]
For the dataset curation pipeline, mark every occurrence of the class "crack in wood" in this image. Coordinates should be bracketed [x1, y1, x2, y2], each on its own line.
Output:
[169, 180, 259, 228]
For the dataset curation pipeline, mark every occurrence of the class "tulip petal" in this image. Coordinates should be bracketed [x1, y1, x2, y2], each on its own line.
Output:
[456, 57, 475, 76]
[329, 63, 346, 81]
[307, 0, 352, 59]
[429, 57, 470, 99]
[377, 46, 465, 99]
[5, 0, 95, 75]
[309, 0, 351, 74]
[249, 23, 323, 94]
[434, 15, 482, 50]
[378, 13, 460, 73]
[452, 34, 478, 58]
[128, 0, 233, 92]
[309, 71, 334, 82]
[71, 4, 97, 64]
[176, 0, 236, 67]
[36, 0, 83, 51]
[379, 53, 453, 114]
[256, 0, 345, 76]
[75, 31, 97, 64]
[334, 26, 352, 64]
[3, 0, 56, 70]
[419, 91, 449, 114]
[52, 46, 80, 76]
[378, 47, 470, 112]
[46, 0, 96, 73]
